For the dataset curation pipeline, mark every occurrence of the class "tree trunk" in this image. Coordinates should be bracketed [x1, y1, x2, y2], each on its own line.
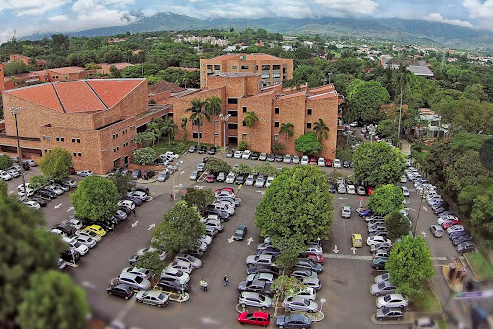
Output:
[213, 115, 216, 147]
[198, 122, 201, 147]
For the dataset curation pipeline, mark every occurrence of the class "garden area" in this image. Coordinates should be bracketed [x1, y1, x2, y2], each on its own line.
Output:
[465, 252, 493, 280]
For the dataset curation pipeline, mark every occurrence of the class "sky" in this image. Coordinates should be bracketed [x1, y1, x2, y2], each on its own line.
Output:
[1, 0, 493, 43]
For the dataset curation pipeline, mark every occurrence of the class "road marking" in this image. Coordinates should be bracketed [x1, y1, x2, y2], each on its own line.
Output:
[54, 203, 62, 209]
[200, 317, 220, 325]
[422, 231, 427, 237]
[194, 185, 205, 189]
[256, 190, 265, 195]
[148, 223, 155, 231]
[67, 207, 74, 212]
[431, 256, 448, 261]
[423, 206, 428, 212]
[337, 197, 348, 200]
[112, 298, 136, 323]
[350, 247, 357, 255]
[228, 236, 234, 243]
[131, 221, 139, 228]
[406, 207, 416, 211]
[247, 237, 253, 245]
[175, 183, 183, 188]
[333, 245, 339, 254]
[81, 281, 96, 289]
[180, 171, 185, 175]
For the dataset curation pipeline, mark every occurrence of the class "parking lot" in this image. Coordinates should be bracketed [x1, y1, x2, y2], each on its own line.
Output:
[4, 151, 465, 328]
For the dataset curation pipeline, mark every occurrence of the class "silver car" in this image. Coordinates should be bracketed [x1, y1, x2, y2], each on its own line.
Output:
[283, 154, 292, 164]
[225, 172, 236, 184]
[174, 253, 202, 269]
[189, 171, 199, 180]
[255, 176, 265, 188]
[118, 272, 151, 290]
[121, 267, 151, 280]
[73, 234, 96, 248]
[135, 290, 169, 307]
[292, 155, 300, 164]
[302, 277, 321, 290]
[370, 280, 397, 296]
[238, 291, 272, 309]
[282, 296, 319, 313]
[245, 174, 255, 186]
[160, 268, 190, 284]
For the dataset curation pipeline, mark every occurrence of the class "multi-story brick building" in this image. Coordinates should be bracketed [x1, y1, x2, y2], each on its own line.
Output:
[0, 79, 171, 174]
[168, 72, 343, 160]
[199, 53, 293, 88]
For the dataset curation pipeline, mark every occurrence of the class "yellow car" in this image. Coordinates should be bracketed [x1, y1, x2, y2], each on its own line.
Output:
[352, 234, 363, 248]
[85, 225, 106, 236]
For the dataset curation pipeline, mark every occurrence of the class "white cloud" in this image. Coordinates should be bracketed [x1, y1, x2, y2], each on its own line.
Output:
[0, 0, 70, 16]
[463, 0, 493, 29]
[425, 12, 473, 27]
[141, 8, 158, 17]
[72, 0, 137, 26]
[314, 0, 378, 15]
[48, 14, 69, 21]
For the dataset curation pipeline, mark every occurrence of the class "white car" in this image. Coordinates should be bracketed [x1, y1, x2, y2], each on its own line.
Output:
[341, 205, 351, 218]
[7, 169, 20, 178]
[65, 217, 83, 230]
[242, 150, 251, 159]
[265, 176, 275, 188]
[61, 180, 78, 188]
[118, 272, 151, 290]
[46, 185, 64, 196]
[160, 268, 190, 284]
[127, 190, 147, 201]
[239, 292, 272, 309]
[333, 159, 341, 168]
[225, 172, 236, 184]
[200, 217, 221, 226]
[437, 215, 459, 225]
[292, 155, 300, 164]
[118, 200, 135, 211]
[26, 159, 37, 167]
[189, 171, 199, 180]
[400, 175, 407, 183]
[77, 170, 93, 177]
[376, 294, 408, 309]
[76, 230, 102, 242]
[163, 151, 179, 159]
[402, 186, 410, 197]
[196, 163, 205, 171]
[234, 150, 243, 158]
[0, 171, 12, 181]
[367, 236, 391, 246]
[167, 260, 193, 274]
[347, 185, 356, 195]
[288, 287, 317, 301]
[199, 234, 213, 245]
[301, 155, 309, 165]
[255, 176, 265, 188]
[23, 200, 40, 209]
[447, 225, 465, 234]
[63, 238, 89, 256]
[73, 234, 97, 248]
[303, 245, 323, 256]
[245, 174, 255, 186]
[121, 267, 152, 280]
[317, 157, 325, 167]
[157, 170, 168, 182]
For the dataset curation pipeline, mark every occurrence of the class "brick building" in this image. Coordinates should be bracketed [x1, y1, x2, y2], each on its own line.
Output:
[199, 53, 293, 88]
[0, 79, 171, 174]
[167, 72, 343, 160]
[9, 54, 47, 70]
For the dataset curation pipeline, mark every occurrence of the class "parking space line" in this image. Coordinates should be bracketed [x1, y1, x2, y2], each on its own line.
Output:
[324, 253, 373, 261]
[112, 297, 136, 323]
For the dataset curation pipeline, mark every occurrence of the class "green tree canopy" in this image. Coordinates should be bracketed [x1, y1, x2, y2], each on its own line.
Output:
[135, 251, 167, 276]
[29, 175, 49, 190]
[205, 157, 231, 174]
[39, 147, 73, 181]
[367, 184, 404, 215]
[109, 172, 136, 196]
[151, 201, 205, 254]
[294, 131, 322, 155]
[353, 142, 406, 187]
[132, 147, 157, 165]
[233, 163, 252, 175]
[255, 165, 334, 248]
[0, 154, 13, 170]
[186, 99, 209, 147]
[271, 275, 304, 303]
[17, 271, 89, 329]
[182, 188, 215, 214]
[238, 140, 248, 151]
[386, 236, 434, 301]
[70, 176, 119, 221]
[253, 163, 279, 177]
[348, 80, 390, 123]
[385, 211, 411, 241]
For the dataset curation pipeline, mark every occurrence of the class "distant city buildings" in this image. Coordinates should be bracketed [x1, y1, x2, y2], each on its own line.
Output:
[380, 55, 434, 78]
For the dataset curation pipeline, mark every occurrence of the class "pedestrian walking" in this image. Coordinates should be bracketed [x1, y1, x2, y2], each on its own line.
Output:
[170, 193, 174, 202]
[223, 275, 229, 286]
[199, 280, 204, 291]
[203, 281, 208, 292]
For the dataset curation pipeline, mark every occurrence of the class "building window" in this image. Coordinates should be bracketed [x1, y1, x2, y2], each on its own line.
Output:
[60, 137, 64, 142]
[56, 137, 59, 141]
[42, 136, 46, 141]
[274, 107, 279, 114]
[78, 153, 82, 157]
[46, 136, 51, 141]
[262, 65, 270, 70]
[72, 138, 75, 143]
[131, 125, 135, 131]
[242, 106, 247, 113]
[192, 132, 203, 139]
[274, 134, 279, 141]
[242, 133, 247, 140]
[214, 120, 218, 124]
[77, 139, 80, 143]
[307, 108, 312, 115]
[242, 120, 246, 127]
[232, 65, 237, 70]
[214, 133, 219, 137]
[241, 65, 249, 70]
[214, 65, 220, 70]
[228, 110, 238, 117]
[228, 123, 238, 129]
[262, 74, 270, 79]
[272, 73, 281, 78]
[73, 152, 77, 156]
[228, 98, 238, 104]
[307, 122, 312, 129]
[274, 121, 280, 128]
[273, 65, 281, 70]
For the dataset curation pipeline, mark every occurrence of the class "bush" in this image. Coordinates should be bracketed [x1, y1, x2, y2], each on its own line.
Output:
[238, 140, 248, 151]
[132, 147, 157, 165]
[0, 154, 13, 170]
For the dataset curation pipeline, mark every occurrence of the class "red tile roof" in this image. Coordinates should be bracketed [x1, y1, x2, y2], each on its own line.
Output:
[6, 79, 145, 113]
[148, 80, 185, 95]
[47, 66, 85, 74]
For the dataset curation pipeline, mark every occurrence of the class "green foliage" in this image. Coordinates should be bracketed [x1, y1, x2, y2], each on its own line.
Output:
[132, 147, 157, 165]
[17, 270, 89, 329]
[182, 188, 215, 214]
[279, 122, 294, 141]
[109, 172, 136, 196]
[255, 165, 334, 248]
[377, 119, 396, 138]
[0, 154, 13, 170]
[385, 211, 411, 241]
[274, 237, 305, 270]
[29, 175, 49, 190]
[469, 187, 493, 241]
[70, 176, 119, 221]
[133, 131, 156, 147]
[271, 275, 304, 302]
[272, 142, 284, 153]
[294, 131, 322, 155]
[326, 170, 346, 184]
[39, 147, 73, 181]
[386, 236, 434, 301]
[205, 157, 231, 175]
[186, 99, 210, 147]
[313, 118, 329, 141]
[162, 118, 178, 145]
[151, 201, 205, 254]
[244, 111, 259, 148]
[233, 163, 252, 175]
[4, 60, 30, 75]
[135, 251, 167, 276]
[238, 140, 248, 151]
[353, 142, 406, 187]
[348, 80, 390, 123]
[253, 163, 279, 177]
[367, 184, 404, 215]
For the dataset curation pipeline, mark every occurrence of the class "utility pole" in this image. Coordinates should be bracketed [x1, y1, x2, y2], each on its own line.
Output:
[9, 106, 27, 200]
[397, 72, 404, 148]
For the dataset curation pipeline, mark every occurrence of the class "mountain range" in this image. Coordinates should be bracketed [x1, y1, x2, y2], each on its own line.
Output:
[24, 12, 493, 51]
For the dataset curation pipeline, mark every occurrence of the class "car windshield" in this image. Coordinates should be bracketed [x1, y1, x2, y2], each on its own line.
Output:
[378, 282, 385, 288]
[384, 295, 391, 302]
[158, 293, 165, 300]
[135, 276, 143, 283]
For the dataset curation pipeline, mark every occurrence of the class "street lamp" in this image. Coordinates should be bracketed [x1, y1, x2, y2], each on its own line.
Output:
[327, 72, 333, 85]
[218, 114, 231, 152]
[319, 298, 326, 314]
[9, 106, 28, 200]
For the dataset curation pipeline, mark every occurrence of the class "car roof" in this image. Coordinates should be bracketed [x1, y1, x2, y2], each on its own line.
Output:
[352, 234, 362, 239]
[241, 291, 261, 298]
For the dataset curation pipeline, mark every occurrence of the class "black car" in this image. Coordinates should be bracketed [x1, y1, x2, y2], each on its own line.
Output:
[233, 225, 248, 240]
[141, 170, 155, 180]
[343, 160, 350, 168]
[452, 235, 473, 247]
[328, 184, 336, 193]
[60, 249, 80, 263]
[187, 248, 204, 258]
[198, 146, 207, 154]
[21, 161, 30, 170]
[207, 146, 217, 155]
[267, 154, 275, 162]
[234, 175, 245, 185]
[107, 283, 134, 300]
[37, 188, 57, 199]
[53, 223, 75, 236]
[295, 258, 323, 273]
[449, 231, 470, 240]
[30, 197, 48, 207]
[257, 247, 281, 257]
[275, 154, 283, 162]
[250, 152, 259, 160]
[124, 196, 143, 206]
[128, 254, 140, 266]
[157, 278, 189, 293]
[226, 150, 233, 158]
[237, 280, 273, 297]
[246, 265, 279, 276]
[94, 220, 115, 231]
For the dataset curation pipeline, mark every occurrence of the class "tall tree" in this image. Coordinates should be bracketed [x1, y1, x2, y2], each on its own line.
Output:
[294, 131, 322, 155]
[182, 188, 215, 214]
[147, 118, 164, 143]
[70, 176, 119, 221]
[348, 80, 390, 124]
[186, 99, 209, 147]
[313, 118, 329, 141]
[0, 154, 13, 170]
[205, 96, 222, 147]
[29, 175, 49, 190]
[385, 211, 411, 241]
[279, 122, 294, 143]
[109, 172, 136, 196]
[244, 111, 259, 149]
[181, 117, 188, 142]
[39, 147, 73, 181]
[17, 271, 89, 329]
[162, 119, 178, 145]
[367, 184, 404, 215]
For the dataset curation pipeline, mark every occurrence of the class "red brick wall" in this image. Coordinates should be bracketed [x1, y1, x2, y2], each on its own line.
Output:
[306, 96, 338, 160]
[274, 92, 307, 155]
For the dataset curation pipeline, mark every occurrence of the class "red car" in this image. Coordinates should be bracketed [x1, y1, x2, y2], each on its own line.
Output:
[306, 253, 324, 264]
[205, 174, 215, 183]
[216, 187, 234, 194]
[237, 311, 271, 327]
[367, 187, 375, 195]
[442, 220, 461, 229]
[309, 156, 317, 164]
[325, 159, 332, 167]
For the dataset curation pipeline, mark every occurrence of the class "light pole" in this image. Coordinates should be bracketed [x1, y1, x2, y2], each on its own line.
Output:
[327, 72, 333, 85]
[218, 114, 231, 152]
[9, 106, 27, 200]
[319, 298, 326, 314]
[397, 72, 404, 148]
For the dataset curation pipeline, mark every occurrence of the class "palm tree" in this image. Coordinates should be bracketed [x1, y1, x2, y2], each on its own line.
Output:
[313, 118, 330, 141]
[162, 119, 178, 145]
[244, 111, 259, 149]
[279, 122, 294, 143]
[186, 99, 209, 147]
[205, 96, 222, 147]
[181, 117, 188, 142]
[146, 118, 164, 143]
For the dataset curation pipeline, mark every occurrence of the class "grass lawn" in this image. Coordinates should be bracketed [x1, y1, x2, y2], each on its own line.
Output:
[438, 318, 448, 329]
[414, 286, 442, 313]
[465, 252, 493, 280]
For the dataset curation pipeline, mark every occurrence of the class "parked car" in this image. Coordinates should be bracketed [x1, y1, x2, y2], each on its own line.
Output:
[333, 159, 341, 168]
[205, 174, 215, 183]
[457, 241, 475, 253]
[447, 225, 465, 234]
[237, 311, 271, 327]
[283, 154, 292, 164]
[292, 155, 300, 164]
[265, 176, 275, 188]
[135, 290, 169, 307]
[367, 236, 391, 246]
[234, 150, 243, 158]
[250, 152, 259, 160]
[325, 159, 332, 167]
[238, 292, 272, 309]
[295, 259, 323, 273]
[160, 268, 190, 284]
[291, 267, 318, 281]
[267, 153, 275, 162]
[174, 253, 202, 269]
[247, 266, 279, 276]
[430, 225, 444, 238]
[198, 146, 207, 154]
[107, 283, 134, 300]
[317, 157, 325, 166]
[376, 294, 408, 309]
[188, 145, 196, 153]
[259, 153, 267, 161]
[237, 279, 273, 297]
[375, 307, 404, 321]
[282, 296, 318, 313]
[208, 146, 216, 155]
[372, 257, 389, 270]
[276, 313, 312, 329]
[412, 318, 438, 329]
[157, 278, 188, 293]
[341, 205, 351, 218]
[235, 175, 245, 185]
[242, 150, 252, 159]
[216, 172, 226, 182]
[300, 155, 309, 165]
[131, 169, 141, 179]
[452, 235, 473, 247]
[247, 254, 277, 267]
[225, 172, 236, 184]
[76, 170, 93, 177]
[234, 225, 248, 240]
[371, 280, 397, 296]
[255, 176, 266, 188]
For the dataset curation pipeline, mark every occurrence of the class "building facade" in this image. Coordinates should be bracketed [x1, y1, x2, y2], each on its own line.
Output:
[0, 79, 171, 174]
[199, 53, 293, 88]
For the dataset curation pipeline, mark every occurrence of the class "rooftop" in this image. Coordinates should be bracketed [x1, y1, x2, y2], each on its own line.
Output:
[5, 79, 145, 114]
[148, 80, 185, 95]
[47, 66, 86, 74]
[210, 53, 284, 61]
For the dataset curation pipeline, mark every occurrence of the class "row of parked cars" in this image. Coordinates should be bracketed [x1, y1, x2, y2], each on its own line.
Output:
[0, 156, 35, 182]
[406, 166, 475, 254]
[18, 179, 78, 208]
[330, 176, 375, 196]
[236, 239, 324, 328]
[226, 149, 351, 168]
